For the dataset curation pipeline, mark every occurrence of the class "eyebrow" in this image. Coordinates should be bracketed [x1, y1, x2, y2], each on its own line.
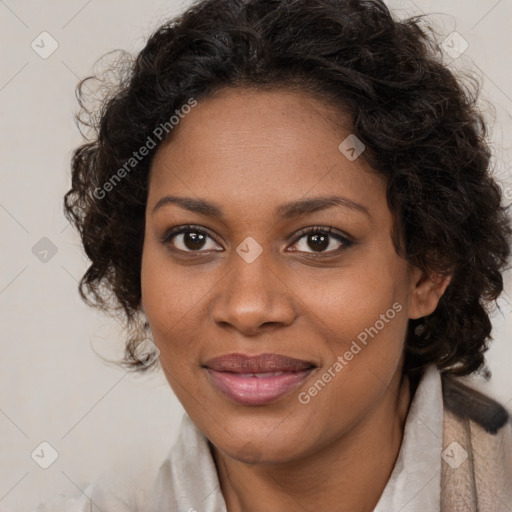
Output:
[151, 194, 371, 219]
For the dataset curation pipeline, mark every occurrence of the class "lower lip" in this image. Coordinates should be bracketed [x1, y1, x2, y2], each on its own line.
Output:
[205, 368, 314, 405]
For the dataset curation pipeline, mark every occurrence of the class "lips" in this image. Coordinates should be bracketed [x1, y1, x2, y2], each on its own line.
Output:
[204, 353, 316, 405]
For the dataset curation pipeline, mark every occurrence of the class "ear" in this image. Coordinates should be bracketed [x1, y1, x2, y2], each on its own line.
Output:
[408, 267, 452, 320]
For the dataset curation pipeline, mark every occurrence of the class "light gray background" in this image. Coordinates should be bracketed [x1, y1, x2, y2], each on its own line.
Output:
[1, 0, 511, 510]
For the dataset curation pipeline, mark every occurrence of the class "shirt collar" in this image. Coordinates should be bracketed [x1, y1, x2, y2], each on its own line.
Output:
[373, 363, 443, 511]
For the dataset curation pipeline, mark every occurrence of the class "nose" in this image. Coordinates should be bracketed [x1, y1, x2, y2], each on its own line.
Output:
[210, 251, 297, 336]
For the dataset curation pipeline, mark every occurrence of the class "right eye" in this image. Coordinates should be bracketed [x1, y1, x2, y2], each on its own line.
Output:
[161, 225, 223, 253]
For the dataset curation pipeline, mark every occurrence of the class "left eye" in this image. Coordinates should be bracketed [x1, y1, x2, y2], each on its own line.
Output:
[289, 228, 352, 254]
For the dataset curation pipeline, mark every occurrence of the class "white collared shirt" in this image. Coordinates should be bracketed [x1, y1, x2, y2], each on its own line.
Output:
[373, 364, 442, 511]
[35, 365, 444, 512]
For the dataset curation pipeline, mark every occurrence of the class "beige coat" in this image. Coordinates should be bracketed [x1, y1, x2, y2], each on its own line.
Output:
[441, 376, 512, 510]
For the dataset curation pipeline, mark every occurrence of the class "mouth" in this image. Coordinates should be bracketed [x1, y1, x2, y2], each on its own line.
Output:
[203, 353, 316, 405]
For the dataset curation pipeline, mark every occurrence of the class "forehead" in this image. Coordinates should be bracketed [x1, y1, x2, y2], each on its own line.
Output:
[148, 87, 387, 218]
[155, 86, 350, 155]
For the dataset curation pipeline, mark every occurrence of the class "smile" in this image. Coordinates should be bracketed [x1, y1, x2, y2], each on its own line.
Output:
[203, 353, 316, 405]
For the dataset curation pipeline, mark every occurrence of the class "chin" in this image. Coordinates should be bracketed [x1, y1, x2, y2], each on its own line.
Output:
[206, 411, 320, 466]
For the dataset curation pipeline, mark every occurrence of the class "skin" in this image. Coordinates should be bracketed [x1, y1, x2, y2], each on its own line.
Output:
[140, 87, 451, 512]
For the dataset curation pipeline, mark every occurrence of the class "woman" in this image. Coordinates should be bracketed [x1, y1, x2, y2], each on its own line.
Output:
[38, 0, 512, 510]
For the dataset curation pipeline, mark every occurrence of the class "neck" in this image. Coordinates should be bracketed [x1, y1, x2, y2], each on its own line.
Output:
[213, 369, 412, 512]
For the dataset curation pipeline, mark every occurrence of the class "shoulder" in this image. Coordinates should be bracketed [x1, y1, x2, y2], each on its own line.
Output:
[33, 483, 95, 512]
[32, 450, 167, 512]
[440, 373, 512, 510]
[441, 373, 510, 434]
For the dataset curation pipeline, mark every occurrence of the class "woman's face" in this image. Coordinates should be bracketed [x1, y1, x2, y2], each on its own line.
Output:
[141, 87, 442, 464]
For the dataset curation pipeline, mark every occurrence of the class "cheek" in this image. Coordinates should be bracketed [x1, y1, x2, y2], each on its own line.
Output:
[295, 268, 409, 430]
[294, 250, 410, 390]
[140, 245, 214, 358]
[141, 256, 207, 406]
[301, 255, 408, 341]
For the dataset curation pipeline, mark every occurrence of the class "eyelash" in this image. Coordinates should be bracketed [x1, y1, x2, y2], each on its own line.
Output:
[160, 224, 354, 257]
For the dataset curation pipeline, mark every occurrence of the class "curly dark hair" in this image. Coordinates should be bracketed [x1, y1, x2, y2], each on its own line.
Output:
[64, 0, 511, 376]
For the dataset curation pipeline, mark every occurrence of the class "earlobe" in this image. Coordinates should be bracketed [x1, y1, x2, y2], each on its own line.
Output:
[408, 270, 452, 320]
